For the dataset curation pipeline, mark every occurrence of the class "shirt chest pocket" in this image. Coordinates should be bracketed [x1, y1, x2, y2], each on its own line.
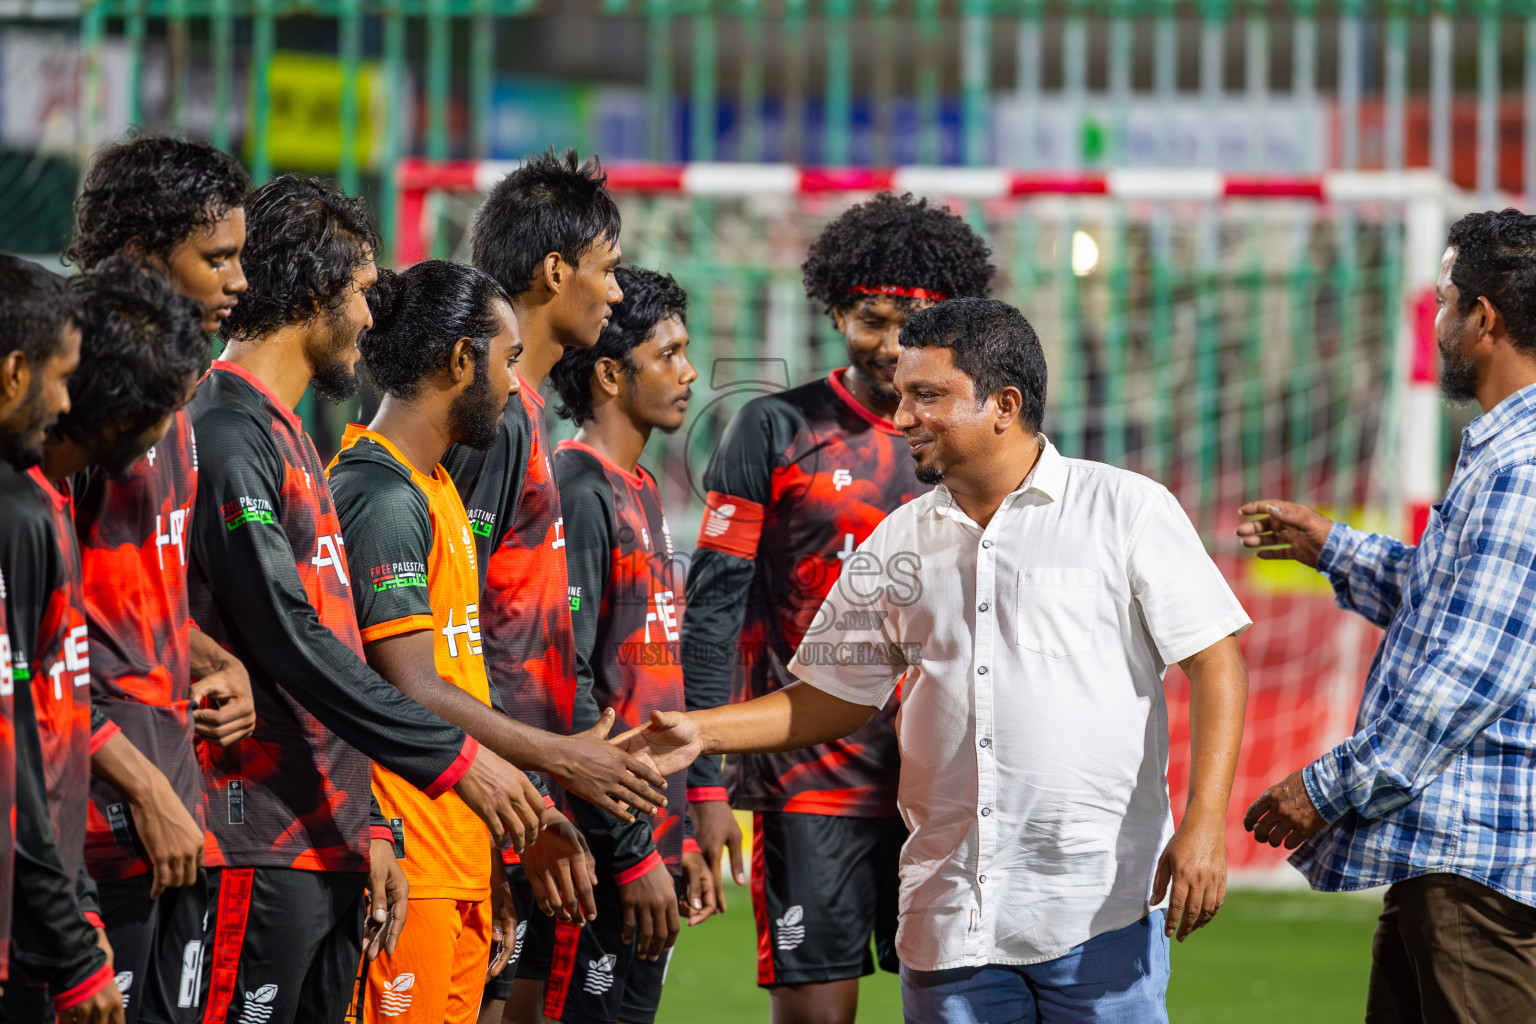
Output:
[1015, 567, 1101, 658]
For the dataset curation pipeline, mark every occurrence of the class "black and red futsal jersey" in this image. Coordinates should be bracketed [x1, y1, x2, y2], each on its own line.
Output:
[0, 460, 112, 1007]
[0, 568, 13, 979]
[186, 360, 476, 873]
[554, 440, 689, 877]
[681, 368, 926, 815]
[75, 408, 209, 881]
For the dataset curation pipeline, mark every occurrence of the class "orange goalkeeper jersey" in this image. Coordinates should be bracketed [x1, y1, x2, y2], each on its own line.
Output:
[328, 425, 492, 900]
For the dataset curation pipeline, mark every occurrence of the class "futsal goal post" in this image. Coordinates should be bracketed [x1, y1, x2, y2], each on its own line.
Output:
[396, 159, 1462, 880]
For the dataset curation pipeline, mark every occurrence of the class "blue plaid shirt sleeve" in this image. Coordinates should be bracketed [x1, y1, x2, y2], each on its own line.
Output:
[1305, 464, 1536, 824]
[1315, 522, 1418, 629]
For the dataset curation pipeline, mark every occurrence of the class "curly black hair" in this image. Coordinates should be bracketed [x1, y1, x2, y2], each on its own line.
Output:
[1447, 209, 1536, 351]
[363, 260, 510, 399]
[222, 174, 378, 343]
[899, 297, 1047, 433]
[0, 253, 75, 366]
[56, 257, 207, 443]
[470, 149, 622, 298]
[802, 192, 994, 316]
[551, 264, 687, 426]
[65, 133, 250, 270]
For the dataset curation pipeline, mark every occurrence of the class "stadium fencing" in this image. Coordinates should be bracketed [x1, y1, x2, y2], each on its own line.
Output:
[405, 159, 1456, 877]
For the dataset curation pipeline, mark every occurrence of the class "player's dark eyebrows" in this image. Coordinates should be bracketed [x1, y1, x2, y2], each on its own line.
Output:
[202, 243, 240, 258]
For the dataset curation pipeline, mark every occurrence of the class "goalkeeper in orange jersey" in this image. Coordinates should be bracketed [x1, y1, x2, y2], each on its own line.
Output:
[328, 259, 595, 1024]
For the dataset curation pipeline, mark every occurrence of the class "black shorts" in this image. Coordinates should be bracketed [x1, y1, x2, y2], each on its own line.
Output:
[97, 871, 210, 1023]
[751, 811, 905, 987]
[483, 863, 558, 1002]
[541, 870, 679, 1024]
[201, 867, 366, 1024]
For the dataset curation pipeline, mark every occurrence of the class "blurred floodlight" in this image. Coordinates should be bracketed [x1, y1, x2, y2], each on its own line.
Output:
[1071, 230, 1099, 277]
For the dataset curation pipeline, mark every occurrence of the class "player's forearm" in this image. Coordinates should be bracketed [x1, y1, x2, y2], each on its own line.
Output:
[695, 682, 876, 756]
[189, 624, 234, 677]
[1179, 636, 1249, 824]
[90, 730, 166, 806]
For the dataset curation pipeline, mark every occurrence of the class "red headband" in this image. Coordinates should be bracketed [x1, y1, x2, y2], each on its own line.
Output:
[848, 284, 950, 303]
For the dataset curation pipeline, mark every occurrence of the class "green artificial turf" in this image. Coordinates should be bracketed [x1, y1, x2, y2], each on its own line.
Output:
[656, 886, 1380, 1023]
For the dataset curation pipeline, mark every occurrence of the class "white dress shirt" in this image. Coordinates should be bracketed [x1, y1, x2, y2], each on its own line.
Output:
[788, 438, 1250, 971]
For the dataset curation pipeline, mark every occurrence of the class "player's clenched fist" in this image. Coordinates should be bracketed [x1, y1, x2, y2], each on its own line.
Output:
[1235, 500, 1335, 568]
[454, 746, 544, 853]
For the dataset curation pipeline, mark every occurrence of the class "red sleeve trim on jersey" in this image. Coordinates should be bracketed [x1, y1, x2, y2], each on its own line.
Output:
[82, 911, 105, 929]
[370, 826, 395, 844]
[50, 962, 113, 1011]
[682, 837, 702, 855]
[687, 786, 729, 803]
[358, 614, 435, 645]
[424, 735, 479, 799]
[88, 720, 121, 755]
[695, 492, 764, 560]
[543, 794, 556, 810]
[613, 850, 664, 886]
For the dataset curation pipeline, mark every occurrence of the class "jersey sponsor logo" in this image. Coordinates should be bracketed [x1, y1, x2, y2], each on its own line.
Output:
[694, 492, 764, 560]
[145, 446, 156, 466]
[582, 954, 617, 996]
[702, 504, 736, 540]
[834, 533, 858, 561]
[370, 561, 428, 592]
[568, 586, 581, 612]
[551, 516, 565, 551]
[511, 920, 528, 963]
[462, 525, 477, 570]
[661, 517, 674, 557]
[115, 971, 133, 1011]
[46, 623, 89, 700]
[379, 973, 415, 1017]
[156, 508, 190, 568]
[312, 534, 350, 587]
[221, 496, 276, 530]
[775, 905, 806, 950]
[106, 802, 133, 848]
[178, 940, 204, 1008]
[0, 630, 12, 699]
[237, 984, 280, 1024]
[832, 469, 854, 491]
[644, 590, 679, 643]
[442, 604, 482, 658]
[227, 780, 245, 825]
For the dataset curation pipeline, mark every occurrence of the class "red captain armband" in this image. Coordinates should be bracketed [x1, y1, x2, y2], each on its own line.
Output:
[695, 492, 765, 560]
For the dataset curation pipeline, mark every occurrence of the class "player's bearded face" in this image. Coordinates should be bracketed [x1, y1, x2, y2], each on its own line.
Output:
[0, 323, 80, 470]
[309, 299, 365, 403]
[447, 354, 503, 451]
[837, 295, 927, 406]
[1435, 250, 1480, 406]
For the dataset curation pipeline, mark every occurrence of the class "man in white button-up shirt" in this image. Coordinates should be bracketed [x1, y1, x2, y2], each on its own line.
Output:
[629, 298, 1252, 1023]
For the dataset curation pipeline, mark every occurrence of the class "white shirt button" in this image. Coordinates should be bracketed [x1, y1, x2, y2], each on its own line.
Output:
[982, 539, 993, 548]
[979, 874, 987, 884]
[977, 666, 988, 675]
[981, 807, 992, 817]
[978, 602, 989, 612]
[979, 738, 990, 747]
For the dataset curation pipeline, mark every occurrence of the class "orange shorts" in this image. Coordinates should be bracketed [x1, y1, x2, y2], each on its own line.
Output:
[361, 897, 492, 1024]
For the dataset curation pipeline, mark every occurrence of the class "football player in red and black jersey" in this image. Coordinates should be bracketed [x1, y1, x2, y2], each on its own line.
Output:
[680, 193, 994, 1024]
[0, 254, 87, 1015]
[66, 135, 259, 1024]
[188, 175, 548, 1024]
[4, 260, 208, 1024]
[442, 152, 671, 1024]
[546, 264, 716, 1024]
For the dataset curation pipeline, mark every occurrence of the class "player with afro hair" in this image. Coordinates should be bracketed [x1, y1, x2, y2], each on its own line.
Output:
[679, 192, 995, 1024]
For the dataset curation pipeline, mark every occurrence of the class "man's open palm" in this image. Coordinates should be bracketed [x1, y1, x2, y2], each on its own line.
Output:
[1235, 500, 1335, 569]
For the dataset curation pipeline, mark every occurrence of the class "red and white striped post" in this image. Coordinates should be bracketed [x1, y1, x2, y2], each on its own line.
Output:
[1401, 195, 1450, 543]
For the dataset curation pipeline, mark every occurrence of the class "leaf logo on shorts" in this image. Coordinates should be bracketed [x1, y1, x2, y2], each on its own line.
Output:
[115, 971, 133, 1011]
[582, 954, 618, 996]
[512, 920, 528, 962]
[236, 984, 280, 1024]
[379, 973, 415, 1017]
[776, 905, 806, 951]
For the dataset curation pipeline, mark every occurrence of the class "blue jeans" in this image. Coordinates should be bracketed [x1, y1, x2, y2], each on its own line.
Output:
[900, 910, 1170, 1024]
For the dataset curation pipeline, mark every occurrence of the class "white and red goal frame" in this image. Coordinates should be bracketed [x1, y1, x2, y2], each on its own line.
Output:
[396, 158, 1452, 548]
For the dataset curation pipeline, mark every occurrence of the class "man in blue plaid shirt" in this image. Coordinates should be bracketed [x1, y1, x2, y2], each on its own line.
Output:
[1238, 209, 1536, 1023]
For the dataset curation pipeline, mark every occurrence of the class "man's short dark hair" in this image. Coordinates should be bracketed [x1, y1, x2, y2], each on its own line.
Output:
[470, 149, 622, 299]
[65, 134, 250, 271]
[363, 260, 510, 399]
[1447, 209, 1536, 351]
[0, 253, 74, 366]
[802, 192, 995, 316]
[551, 264, 687, 426]
[222, 174, 378, 342]
[899, 297, 1047, 433]
[57, 258, 206, 442]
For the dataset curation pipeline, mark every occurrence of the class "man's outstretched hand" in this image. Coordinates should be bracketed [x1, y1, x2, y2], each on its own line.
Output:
[549, 709, 670, 825]
[1235, 500, 1335, 569]
[1245, 769, 1328, 850]
[612, 711, 702, 779]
